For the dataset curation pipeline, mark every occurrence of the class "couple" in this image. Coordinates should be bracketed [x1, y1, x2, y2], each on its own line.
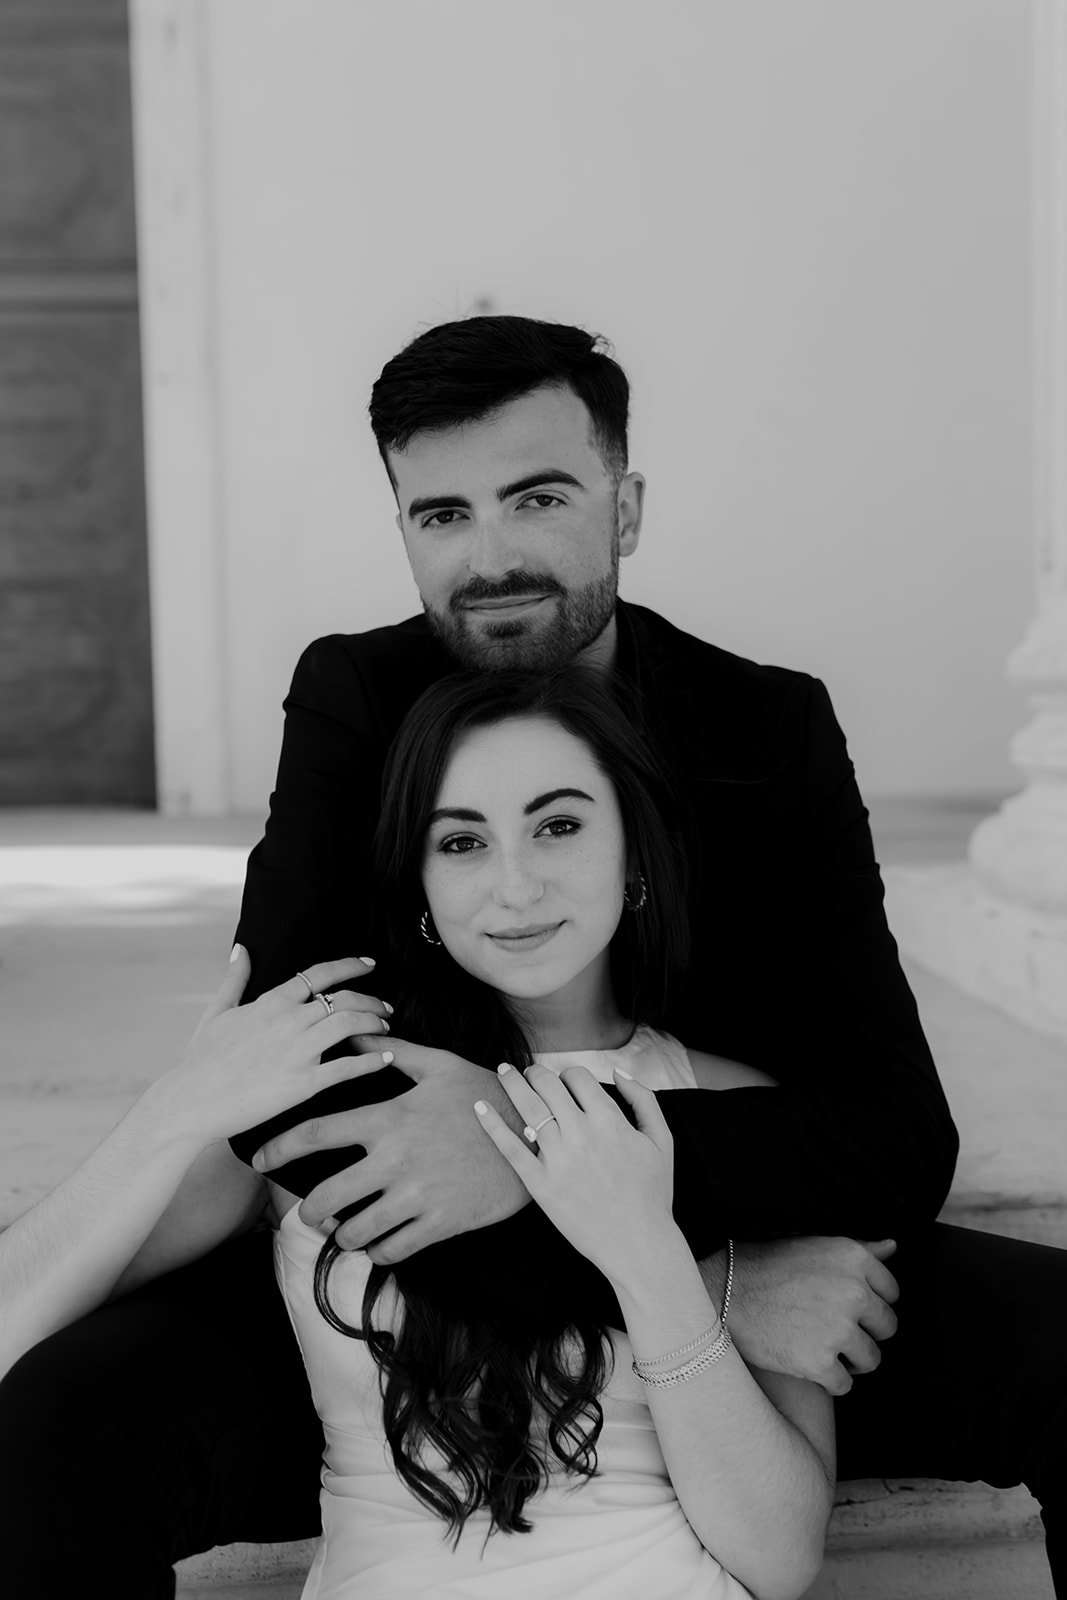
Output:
[2, 315, 1066, 1597]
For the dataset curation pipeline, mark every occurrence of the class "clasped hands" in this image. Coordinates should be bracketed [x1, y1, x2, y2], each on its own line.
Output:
[249, 1016, 899, 1395]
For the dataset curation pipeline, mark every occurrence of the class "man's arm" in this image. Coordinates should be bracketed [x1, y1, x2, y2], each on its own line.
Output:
[658, 675, 958, 1253]
[235, 649, 954, 1246]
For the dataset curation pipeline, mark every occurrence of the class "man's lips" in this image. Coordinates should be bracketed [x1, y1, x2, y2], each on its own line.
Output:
[462, 595, 551, 613]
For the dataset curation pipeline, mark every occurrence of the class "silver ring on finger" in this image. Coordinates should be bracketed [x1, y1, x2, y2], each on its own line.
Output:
[295, 970, 315, 998]
[523, 1114, 557, 1144]
[314, 991, 334, 1017]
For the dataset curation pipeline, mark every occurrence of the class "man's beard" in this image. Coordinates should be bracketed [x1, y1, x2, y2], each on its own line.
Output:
[422, 552, 620, 673]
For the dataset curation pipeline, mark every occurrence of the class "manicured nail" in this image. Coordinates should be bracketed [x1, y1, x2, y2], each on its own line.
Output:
[382, 1001, 394, 1016]
[474, 1100, 489, 1115]
[251, 1150, 265, 1171]
[230, 943, 242, 963]
[614, 1066, 633, 1079]
[497, 1062, 513, 1075]
[381, 1050, 394, 1065]
[380, 1019, 390, 1033]
[359, 956, 376, 968]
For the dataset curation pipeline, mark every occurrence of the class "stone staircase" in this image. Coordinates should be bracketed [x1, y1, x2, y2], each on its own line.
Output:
[0, 813, 1060, 1597]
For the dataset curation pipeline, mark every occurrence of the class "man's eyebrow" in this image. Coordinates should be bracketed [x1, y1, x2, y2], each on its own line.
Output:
[406, 470, 584, 522]
[407, 493, 471, 521]
[523, 787, 595, 815]
[497, 470, 585, 501]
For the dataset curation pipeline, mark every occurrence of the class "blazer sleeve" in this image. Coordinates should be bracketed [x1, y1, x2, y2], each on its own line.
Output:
[658, 678, 960, 1254]
[233, 636, 385, 1003]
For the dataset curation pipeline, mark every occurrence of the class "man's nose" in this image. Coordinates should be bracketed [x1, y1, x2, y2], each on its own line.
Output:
[467, 516, 525, 580]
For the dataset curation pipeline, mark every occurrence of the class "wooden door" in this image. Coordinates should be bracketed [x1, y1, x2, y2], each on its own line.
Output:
[0, 0, 154, 804]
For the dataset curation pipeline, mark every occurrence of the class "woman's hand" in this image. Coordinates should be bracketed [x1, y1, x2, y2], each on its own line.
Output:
[474, 1061, 679, 1290]
[148, 947, 393, 1146]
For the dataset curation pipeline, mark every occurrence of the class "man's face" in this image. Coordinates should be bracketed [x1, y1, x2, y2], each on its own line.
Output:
[389, 384, 643, 671]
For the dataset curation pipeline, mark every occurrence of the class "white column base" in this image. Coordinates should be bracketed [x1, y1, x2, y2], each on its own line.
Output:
[884, 862, 1067, 1042]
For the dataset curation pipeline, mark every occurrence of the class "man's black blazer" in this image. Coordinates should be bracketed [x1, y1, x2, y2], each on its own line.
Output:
[233, 600, 958, 1255]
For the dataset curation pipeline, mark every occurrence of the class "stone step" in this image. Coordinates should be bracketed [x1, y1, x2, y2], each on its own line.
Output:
[174, 1479, 1050, 1598]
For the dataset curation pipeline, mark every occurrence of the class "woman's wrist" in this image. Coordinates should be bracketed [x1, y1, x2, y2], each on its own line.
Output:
[123, 1073, 218, 1157]
[609, 1222, 711, 1319]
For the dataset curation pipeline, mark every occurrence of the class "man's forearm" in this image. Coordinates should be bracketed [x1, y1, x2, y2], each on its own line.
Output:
[659, 1084, 957, 1252]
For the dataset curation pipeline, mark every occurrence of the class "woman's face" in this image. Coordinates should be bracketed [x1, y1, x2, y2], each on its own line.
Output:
[421, 715, 628, 1004]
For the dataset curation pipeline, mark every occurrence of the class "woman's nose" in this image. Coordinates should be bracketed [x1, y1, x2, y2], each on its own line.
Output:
[492, 853, 544, 909]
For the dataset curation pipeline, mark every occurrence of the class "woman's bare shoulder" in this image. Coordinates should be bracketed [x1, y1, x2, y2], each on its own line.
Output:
[685, 1049, 780, 1092]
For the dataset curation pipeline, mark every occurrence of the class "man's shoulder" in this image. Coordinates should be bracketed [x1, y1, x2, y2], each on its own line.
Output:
[627, 602, 810, 697]
[286, 615, 448, 738]
[623, 602, 823, 781]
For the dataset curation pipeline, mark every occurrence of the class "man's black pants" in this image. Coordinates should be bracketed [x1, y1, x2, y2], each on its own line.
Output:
[1, 1222, 1065, 1598]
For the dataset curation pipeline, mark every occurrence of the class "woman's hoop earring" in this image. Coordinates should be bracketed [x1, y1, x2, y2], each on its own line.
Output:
[624, 873, 648, 912]
[420, 908, 443, 946]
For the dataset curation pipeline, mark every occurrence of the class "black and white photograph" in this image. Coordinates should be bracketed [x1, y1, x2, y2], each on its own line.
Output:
[1, 3, 1064, 1596]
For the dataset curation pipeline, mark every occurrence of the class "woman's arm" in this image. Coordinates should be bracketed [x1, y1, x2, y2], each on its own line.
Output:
[476, 1062, 833, 1600]
[612, 1234, 833, 1599]
[0, 1090, 264, 1379]
[0, 951, 391, 1381]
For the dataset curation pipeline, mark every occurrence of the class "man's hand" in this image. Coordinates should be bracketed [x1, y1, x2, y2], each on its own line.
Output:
[699, 1236, 899, 1396]
[252, 1039, 530, 1262]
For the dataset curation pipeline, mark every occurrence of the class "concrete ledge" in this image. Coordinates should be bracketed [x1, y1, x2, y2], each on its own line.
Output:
[885, 863, 1067, 1042]
[176, 1539, 314, 1596]
[175, 1480, 1048, 1597]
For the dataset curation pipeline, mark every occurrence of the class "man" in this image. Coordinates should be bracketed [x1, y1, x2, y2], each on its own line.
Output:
[2, 316, 1065, 1597]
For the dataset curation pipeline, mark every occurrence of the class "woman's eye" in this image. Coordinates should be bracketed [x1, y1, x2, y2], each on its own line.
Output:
[438, 834, 482, 855]
[537, 817, 580, 839]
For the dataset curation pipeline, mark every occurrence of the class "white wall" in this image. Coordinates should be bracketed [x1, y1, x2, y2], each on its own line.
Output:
[134, 0, 1035, 812]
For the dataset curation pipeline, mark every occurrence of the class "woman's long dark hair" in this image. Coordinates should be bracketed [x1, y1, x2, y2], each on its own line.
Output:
[314, 668, 690, 1541]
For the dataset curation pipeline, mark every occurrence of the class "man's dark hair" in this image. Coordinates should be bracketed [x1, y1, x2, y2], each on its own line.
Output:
[369, 314, 630, 484]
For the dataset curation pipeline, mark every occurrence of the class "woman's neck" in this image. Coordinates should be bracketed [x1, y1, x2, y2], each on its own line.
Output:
[507, 963, 632, 1055]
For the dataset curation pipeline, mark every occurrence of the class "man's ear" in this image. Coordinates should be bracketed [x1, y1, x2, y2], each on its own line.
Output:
[618, 472, 645, 558]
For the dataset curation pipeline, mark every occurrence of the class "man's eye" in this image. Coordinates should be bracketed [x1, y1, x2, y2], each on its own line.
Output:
[521, 493, 563, 511]
[422, 509, 465, 529]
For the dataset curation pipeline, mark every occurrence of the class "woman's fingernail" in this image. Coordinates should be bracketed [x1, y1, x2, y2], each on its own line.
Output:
[381, 1050, 394, 1065]
[383, 1001, 394, 1016]
[497, 1062, 513, 1075]
[230, 943, 242, 963]
[251, 1150, 265, 1171]
[615, 1066, 633, 1079]
[380, 1019, 390, 1033]
[474, 1100, 489, 1115]
[359, 956, 376, 968]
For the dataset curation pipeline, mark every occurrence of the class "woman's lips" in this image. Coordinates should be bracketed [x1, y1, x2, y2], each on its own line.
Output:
[486, 922, 563, 952]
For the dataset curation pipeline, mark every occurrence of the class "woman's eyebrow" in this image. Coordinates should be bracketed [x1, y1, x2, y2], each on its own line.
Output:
[427, 806, 485, 825]
[427, 790, 594, 826]
[523, 788, 594, 815]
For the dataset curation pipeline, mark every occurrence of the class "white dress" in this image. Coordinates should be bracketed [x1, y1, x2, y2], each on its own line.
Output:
[274, 1027, 754, 1599]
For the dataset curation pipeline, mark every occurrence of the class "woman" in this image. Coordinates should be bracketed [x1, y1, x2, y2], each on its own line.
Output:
[0, 669, 833, 1599]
